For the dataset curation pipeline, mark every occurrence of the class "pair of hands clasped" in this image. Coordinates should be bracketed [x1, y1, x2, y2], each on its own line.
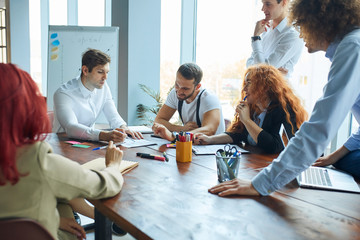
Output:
[196, 100, 260, 196]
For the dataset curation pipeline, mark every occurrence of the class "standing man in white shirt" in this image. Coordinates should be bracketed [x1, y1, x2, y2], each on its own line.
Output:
[53, 49, 142, 141]
[209, 0, 360, 196]
[152, 63, 225, 141]
[247, 0, 304, 78]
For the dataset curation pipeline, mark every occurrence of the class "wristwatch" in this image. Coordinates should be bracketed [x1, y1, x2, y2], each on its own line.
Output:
[251, 36, 261, 42]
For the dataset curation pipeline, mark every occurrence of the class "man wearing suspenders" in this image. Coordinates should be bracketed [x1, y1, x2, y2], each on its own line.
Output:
[153, 63, 225, 141]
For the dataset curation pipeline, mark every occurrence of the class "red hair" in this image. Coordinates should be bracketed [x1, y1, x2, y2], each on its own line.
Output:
[0, 64, 50, 185]
[228, 64, 308, 134]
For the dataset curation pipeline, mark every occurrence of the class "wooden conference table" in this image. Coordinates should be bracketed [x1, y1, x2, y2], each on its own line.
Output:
[46, 133, 360, 240]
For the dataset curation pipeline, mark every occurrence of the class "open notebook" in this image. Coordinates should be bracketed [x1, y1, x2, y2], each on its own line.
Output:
[82, 158, 138, 174]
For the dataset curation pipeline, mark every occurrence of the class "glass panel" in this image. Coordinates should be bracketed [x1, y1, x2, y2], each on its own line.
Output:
[160, 0, 181, 99]
[196, 0, 257, 121]
[29, 0, 42, 92]
[49, 0, 67, 25]
[78, 0, 105, 26]
[196, 0, 331, 123]
[0, 8, 6, 63]
[351, 114, 359, 134]
[291, 49, 331, 115]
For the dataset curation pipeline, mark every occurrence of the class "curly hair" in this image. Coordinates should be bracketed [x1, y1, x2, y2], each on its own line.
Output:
[0, 64, 50, 185]
[289, 0, 360, 44]
[228, 64, 307, 134]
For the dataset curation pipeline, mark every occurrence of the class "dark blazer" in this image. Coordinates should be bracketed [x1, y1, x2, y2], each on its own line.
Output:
[226, 102, 298, 154]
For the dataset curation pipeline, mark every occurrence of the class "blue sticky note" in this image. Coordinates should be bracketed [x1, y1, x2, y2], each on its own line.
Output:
[50, 33, 58, 39]
[52, 40, 60, 46]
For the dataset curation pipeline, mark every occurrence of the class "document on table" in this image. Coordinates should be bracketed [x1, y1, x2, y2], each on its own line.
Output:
[192, 144, 249, 155]
[82, 158, 138, 174]
[120, 138, 157, 148]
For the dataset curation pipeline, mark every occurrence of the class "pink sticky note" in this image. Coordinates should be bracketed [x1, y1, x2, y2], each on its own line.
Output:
[65, 140, 81, 145]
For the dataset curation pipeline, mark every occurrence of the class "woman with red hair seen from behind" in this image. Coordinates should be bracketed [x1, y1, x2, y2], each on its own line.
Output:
[0, 63, 124, 239]
[194, 64, 307, 154]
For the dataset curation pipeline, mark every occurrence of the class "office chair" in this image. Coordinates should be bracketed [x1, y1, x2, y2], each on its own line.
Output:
[47, 111, 54, 131]
[0, 218, 55, 240]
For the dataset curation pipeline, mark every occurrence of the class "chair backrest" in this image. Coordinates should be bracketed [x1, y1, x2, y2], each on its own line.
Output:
[224, 118, 231, 130]
[47, 111, 54, 132]
[0, 218, 55, 240]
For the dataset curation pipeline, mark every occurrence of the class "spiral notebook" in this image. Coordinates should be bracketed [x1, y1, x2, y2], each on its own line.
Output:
[82, 157, 138, 174]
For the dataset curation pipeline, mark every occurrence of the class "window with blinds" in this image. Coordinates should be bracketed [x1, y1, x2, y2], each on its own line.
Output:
[0, 5, 8, 63]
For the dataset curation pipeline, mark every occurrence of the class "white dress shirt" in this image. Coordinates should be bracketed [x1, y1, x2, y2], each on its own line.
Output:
[252, 28, 360, 196]
[53, 77, 126, 141]
[246, 17, 304, 78]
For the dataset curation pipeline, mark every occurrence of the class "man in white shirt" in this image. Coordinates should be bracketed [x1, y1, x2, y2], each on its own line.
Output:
[209, 0, 360, 196]
[53, 49, 142, 141]
[152, 63, 225, 141]
[247, 0, 304, 78]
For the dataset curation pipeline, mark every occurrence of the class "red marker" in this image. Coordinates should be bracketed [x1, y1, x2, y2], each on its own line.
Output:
[136, 153, 165, 162]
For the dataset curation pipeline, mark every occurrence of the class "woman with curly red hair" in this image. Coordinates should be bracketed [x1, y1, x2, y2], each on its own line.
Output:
[194, 64, 307, 153]
[0, 63, 124, 240]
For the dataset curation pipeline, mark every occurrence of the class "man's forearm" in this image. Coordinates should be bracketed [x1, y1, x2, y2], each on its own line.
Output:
[191, 125, 217, 136]
[155, 118, 185, 132]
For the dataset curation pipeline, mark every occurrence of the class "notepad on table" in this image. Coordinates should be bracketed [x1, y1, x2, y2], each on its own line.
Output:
[82, 158, 139, 174]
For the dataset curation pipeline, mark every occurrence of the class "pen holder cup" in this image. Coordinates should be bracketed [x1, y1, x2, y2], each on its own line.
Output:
[176, 141, 192, 162]
[216, 154, 241, 182]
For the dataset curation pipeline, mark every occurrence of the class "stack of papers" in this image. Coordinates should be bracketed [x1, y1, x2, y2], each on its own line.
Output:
[82, 157, 138, 174]
[192, 144, 249, 155]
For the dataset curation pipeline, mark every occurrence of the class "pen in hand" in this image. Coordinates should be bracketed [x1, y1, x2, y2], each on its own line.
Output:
[93, 142, 122, 151]
[234, 96, 247, 116]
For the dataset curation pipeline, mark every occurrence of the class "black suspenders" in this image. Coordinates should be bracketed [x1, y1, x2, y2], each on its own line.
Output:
[178, 89, 206, 127]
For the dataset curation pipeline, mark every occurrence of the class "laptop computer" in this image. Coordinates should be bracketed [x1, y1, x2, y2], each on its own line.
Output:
[279, 124, 360, 193]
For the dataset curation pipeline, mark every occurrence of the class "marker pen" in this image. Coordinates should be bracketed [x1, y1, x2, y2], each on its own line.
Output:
[243, 96, 247, 101]
[93, 142, 122, 151]
[162, 152, 169, 162]
[92, 145, 108, 151]
[136, 153, 166, 161]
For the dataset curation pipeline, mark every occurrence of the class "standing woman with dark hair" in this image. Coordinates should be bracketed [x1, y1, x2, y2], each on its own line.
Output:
[0, 63, 124, 240]
[194, 64, 307, 154]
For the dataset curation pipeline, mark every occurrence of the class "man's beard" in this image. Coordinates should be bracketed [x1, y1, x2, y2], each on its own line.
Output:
[177, 87, 196, 101]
